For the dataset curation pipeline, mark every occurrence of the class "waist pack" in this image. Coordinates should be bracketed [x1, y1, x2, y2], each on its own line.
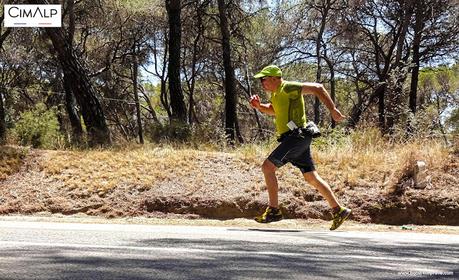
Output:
[278, 121, 321, 142]
[304, 121, 321, 138]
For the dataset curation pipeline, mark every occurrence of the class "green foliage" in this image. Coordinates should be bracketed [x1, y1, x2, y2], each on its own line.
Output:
[419, 65, 459, 94]
[12, 103, 64, 149]
[283, 63, 316, 82]
[1, 0, 457, 147]
[334, 78, 356, 114]
[144, 83, 167, 115]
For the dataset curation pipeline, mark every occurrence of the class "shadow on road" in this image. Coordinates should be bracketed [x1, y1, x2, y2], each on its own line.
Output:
[0, 234, 457, 280]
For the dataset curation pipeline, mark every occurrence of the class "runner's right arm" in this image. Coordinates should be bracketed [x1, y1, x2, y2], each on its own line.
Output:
[249, 95, 275, 116]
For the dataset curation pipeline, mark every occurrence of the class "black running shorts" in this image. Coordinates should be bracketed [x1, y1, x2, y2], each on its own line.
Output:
[267, 130, 315, 173]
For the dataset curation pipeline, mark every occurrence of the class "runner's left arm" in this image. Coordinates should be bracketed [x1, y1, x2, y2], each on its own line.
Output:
[301, 83, 346, 122]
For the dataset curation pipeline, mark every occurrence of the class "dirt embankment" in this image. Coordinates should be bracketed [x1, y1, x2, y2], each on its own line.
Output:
[0, 146, 458, 225]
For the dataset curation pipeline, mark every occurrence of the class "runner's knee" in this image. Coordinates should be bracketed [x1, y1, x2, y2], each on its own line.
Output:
[303, 171, 320, 185]
[262, 160, 276, 175]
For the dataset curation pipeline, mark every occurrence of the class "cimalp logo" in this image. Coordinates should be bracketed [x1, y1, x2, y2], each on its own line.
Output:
[4, 5, 62, 28]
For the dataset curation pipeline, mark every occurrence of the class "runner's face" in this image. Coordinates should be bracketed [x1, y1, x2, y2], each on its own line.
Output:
[260, 77, 279, 91]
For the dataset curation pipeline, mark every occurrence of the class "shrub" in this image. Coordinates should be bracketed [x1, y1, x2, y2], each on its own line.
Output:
[12, 103, 64, 149]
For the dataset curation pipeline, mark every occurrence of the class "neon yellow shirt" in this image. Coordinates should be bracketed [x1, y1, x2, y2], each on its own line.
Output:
[270, 80, 306, 136]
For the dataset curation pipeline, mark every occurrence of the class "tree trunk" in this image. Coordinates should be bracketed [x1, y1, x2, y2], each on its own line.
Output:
[1, 7, 13, 144]
[347, 91, 364, 129]
[28, 0, 110, 145]
[166, 0, 187, 124]
[132, 42, 144, 144]
[0, 9, 13, 50]
[185, 1, 206, 125]
[62, 73, 83, 144]
[160, 79, 171, 118]
[244, 59, 263, 137]
[386, 0, 414, 134]
[0, 27, 12, 50]
[394, 1, 413, 65]
[323, 56, 336, 128]
[377, 84, 386, 132]
[409, 1, 425, 115]
[406, 2, 426, 135]
[314, 0, 331, 125]
[59, 0, 83, 145]
[314, 53, 322, 124]
[0, 91, 6, 144]
[67, 0, 75, 46]
[409, 51, 421, 115]
[217, 0, 242, 144]
[45, 27, 111, 146]
[347, 85, 382, 130]
[330, 69, 336, 128]
[140, 88, 160, 125]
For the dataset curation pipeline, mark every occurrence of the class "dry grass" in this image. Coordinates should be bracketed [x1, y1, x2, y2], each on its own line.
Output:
[315, 139, 450, 191]
[0, 146, 28, 180]
[38, 129, 454, 200]
[40, 145, 248, 196]
[235, 129, 453, 194]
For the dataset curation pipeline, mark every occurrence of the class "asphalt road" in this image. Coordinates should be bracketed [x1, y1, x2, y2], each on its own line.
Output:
[0, 220, 457, 280]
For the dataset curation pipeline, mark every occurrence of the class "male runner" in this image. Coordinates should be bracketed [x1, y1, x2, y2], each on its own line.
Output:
[250, 65, 351, 230]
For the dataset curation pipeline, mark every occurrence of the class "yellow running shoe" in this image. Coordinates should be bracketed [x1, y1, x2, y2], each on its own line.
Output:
[330, 207, 351, 230]
[254, 206, 283, 223]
